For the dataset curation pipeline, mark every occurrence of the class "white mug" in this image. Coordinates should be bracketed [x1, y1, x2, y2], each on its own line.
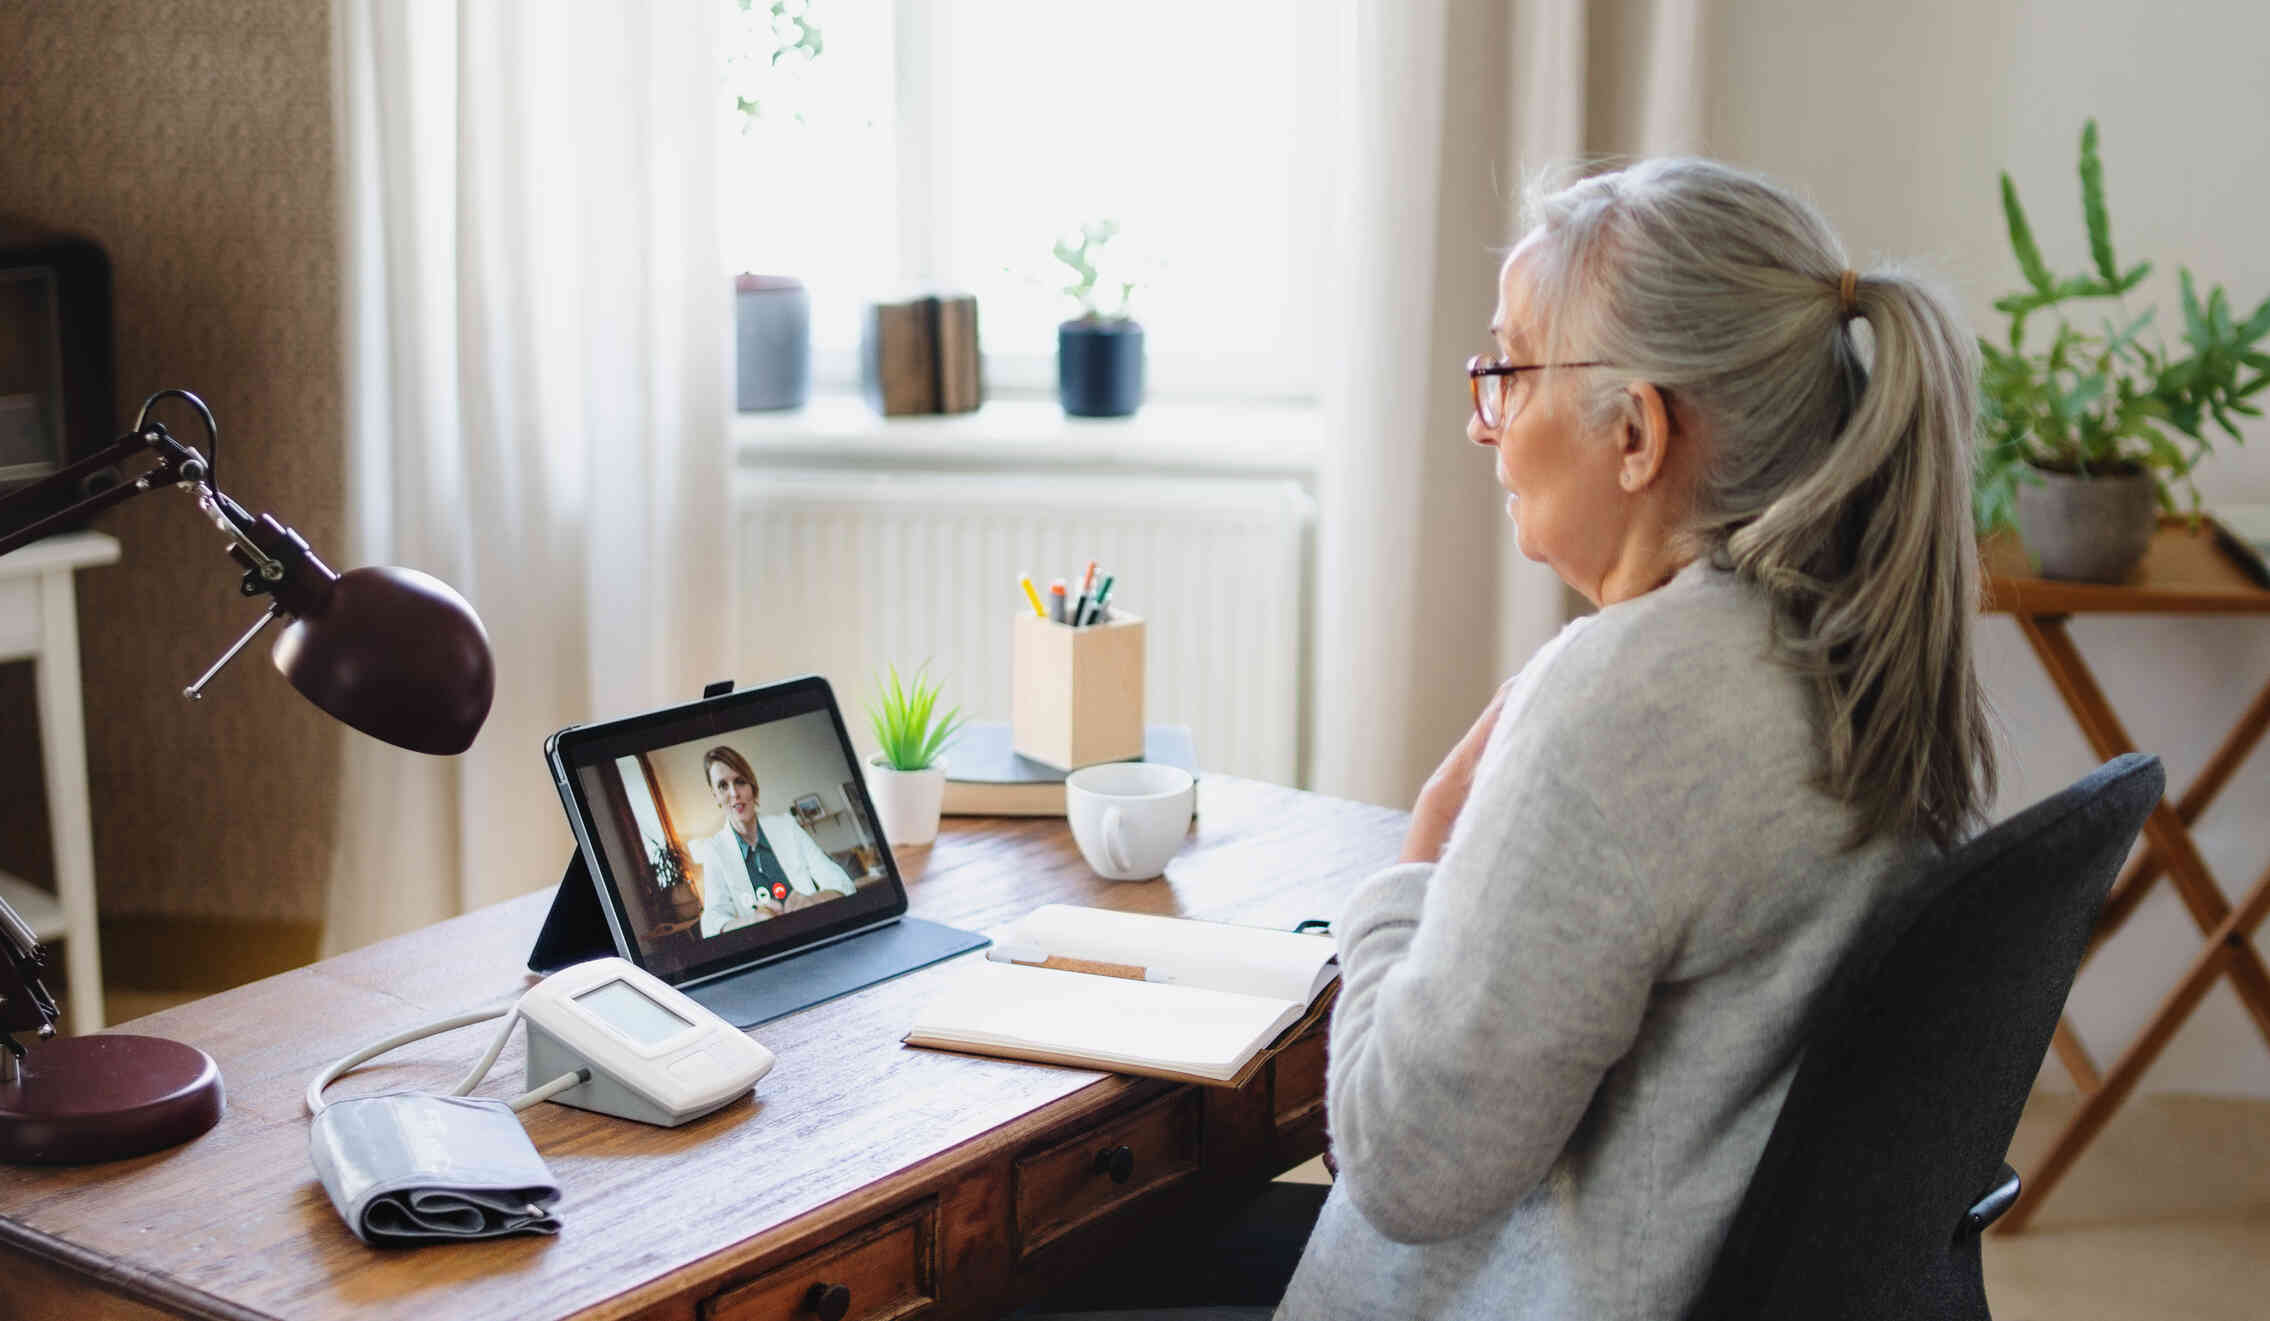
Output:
[1065, 763, 1196, 881]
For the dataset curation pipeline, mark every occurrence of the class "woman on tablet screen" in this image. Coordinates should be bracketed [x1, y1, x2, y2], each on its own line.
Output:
[691, 746, 857, 937]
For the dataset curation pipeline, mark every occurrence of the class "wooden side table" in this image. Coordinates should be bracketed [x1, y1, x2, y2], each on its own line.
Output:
[1984, 517, 2270, 1231]
[0, 530, 118, 1033]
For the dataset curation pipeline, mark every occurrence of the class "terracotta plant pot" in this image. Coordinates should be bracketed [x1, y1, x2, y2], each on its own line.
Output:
[865, 756, 946, 847]
[2015, 467, 2157, 583]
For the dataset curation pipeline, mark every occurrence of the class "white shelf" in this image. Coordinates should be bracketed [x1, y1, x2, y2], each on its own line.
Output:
[0, 868, 65, 943]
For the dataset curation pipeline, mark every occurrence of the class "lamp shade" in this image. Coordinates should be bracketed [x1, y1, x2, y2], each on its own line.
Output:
[270, 566, 495, 755]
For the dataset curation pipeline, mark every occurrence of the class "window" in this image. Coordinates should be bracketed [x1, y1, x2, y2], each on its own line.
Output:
[723, 0, 1335, 402]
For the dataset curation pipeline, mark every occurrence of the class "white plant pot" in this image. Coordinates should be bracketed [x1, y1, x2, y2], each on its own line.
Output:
[866, 756, 947, 847]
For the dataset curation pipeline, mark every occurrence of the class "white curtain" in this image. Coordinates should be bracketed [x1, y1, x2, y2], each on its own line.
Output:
[327, 0, 732, 953]
[1311, 0, 1707, 808]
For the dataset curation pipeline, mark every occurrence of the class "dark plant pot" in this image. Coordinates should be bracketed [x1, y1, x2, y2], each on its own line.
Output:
[736, 275, 810, 412]
[1058, 319, 1144, 418]
[2015, 466, 2157, 583]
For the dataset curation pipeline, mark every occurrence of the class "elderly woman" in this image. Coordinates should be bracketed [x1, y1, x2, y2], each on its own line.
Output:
[1028, 157, 1995, 1321]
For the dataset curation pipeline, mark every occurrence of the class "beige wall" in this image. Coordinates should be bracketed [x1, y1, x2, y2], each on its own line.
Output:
[646, 711, 870, 852]
[0, 3, 340, 969]
[1705, 0, 2270, 1094]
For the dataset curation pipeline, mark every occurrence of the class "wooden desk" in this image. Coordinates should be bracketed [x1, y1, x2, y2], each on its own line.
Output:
[0, 776, 1402, 1320]
[1984, 518, 2270, 1232]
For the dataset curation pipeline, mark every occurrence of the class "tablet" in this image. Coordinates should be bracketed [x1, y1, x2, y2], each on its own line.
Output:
[545, 676, 907, 988]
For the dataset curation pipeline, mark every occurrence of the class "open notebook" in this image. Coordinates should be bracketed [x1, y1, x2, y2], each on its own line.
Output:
[903, 905, 1340, 1087]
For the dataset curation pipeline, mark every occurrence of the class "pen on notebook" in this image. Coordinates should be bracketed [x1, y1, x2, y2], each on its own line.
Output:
[1084, 574, 1116, 625]
[1049, 579, 1069, 624]
[1020, 575, 1046, 618]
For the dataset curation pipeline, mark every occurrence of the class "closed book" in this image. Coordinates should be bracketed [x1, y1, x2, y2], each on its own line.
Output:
[937, 294, 983, 414]
[939, 723, 1195, 817]
[861, 297, 938, 416]
[2206, 505, 2270, 589]
[903, 905, 1339, 1088]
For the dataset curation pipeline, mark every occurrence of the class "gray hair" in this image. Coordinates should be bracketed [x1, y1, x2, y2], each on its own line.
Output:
[1521, 157, 1994, 850]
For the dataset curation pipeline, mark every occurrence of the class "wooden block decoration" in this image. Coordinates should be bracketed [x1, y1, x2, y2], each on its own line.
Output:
[1011, 610, 1145, 771]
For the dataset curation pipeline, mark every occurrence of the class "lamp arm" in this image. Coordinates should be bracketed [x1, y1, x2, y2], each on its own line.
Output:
[0, 425, 207, 559]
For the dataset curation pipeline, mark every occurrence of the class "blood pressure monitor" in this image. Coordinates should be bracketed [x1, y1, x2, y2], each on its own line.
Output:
[519, 958, 775, 1126]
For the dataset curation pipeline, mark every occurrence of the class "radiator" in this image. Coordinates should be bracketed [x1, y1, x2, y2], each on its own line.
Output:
[730, 468, 1315, 784]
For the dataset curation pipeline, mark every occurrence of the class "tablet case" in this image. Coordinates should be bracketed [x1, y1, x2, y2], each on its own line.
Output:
[528, 852, 987, 1029]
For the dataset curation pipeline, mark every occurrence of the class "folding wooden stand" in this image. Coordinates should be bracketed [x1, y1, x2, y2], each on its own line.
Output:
[1984, 518, 2270, 1232]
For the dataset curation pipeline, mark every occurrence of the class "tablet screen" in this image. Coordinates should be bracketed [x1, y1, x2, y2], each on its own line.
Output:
[550, 678, 904, 985]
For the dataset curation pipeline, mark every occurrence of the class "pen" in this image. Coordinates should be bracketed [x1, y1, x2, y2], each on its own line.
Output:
[1020, 575, 1046, 618]
[1049, 580, 1069, 624]
[1084, 574, 1115, 625]
[1079, 560, 1098, 599]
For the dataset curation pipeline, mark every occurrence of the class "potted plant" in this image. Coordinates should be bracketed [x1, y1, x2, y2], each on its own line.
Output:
[728, 0, 825, 413]
[1974, 120, 2270, 582]
[864, 663, 967, 847]
[1054, 219, 1143, 418]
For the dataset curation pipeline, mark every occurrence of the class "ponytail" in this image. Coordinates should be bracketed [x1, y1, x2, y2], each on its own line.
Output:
[1524, 159, 1995, 849]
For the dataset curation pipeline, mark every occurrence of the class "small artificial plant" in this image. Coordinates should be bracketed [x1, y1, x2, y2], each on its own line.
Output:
[866, 663, 967, 773]
[1053, 219, 1137, 323]
[1973, 119, 2270, 534]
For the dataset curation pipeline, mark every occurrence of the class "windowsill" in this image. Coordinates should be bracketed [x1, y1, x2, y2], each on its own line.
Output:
[732, 391, 1321, 480]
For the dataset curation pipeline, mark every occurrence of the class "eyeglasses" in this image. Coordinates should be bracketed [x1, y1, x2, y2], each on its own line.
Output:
[1465, 356, 1611, 428]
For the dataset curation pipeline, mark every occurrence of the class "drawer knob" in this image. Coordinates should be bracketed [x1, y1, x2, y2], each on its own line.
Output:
[801, 1281, 851, 1321]
[1092, 1143, 1135, 1184]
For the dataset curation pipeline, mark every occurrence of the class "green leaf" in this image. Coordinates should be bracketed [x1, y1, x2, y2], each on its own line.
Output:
[2181, 269, 2209, 344]
[2116, 260, 2153, 293]
[2241, 295, 2270, 346]
[2078, 120, 2120, 283]
[2210, 286, 2234, 339]
[2001, 172, 2055, 293]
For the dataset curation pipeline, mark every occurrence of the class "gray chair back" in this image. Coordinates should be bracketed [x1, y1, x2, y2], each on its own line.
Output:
[1688, 753, 2162, 1321]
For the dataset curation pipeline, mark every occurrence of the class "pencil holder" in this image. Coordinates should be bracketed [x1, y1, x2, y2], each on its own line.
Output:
[1012, 610, 1145, 771]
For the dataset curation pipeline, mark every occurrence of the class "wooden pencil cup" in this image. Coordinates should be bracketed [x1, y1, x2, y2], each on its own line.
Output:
[1012, 610, 1145, 771]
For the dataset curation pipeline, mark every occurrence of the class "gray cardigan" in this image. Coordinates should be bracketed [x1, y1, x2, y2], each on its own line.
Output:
[1278, 561, 1933, 1321]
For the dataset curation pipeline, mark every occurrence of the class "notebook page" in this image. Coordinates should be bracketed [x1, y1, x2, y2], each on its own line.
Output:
[910, 962, 1301, 1082]
[988, 905, 1337, 1003]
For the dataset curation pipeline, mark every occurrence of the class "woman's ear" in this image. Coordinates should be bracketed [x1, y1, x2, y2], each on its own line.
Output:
[1617, 381, 1675, 492]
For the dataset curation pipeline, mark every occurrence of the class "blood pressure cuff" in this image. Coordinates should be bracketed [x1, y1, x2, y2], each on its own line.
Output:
[309, 1093, 562, 1246]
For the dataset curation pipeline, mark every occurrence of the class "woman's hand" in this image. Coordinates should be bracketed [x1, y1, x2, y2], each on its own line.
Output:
[1399, 679, 1514, 864]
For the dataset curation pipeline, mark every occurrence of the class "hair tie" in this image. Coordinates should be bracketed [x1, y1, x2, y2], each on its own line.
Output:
[1837, 269, 1859, 320]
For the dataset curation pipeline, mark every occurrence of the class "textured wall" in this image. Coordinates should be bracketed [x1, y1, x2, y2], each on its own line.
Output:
[1707, 0, 2270, 1095]
[0, 0, 340, 925]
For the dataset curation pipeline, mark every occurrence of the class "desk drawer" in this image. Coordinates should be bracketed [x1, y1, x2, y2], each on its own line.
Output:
[1013, 1086, 1201, 1257]
[1271, 1031, 1327, 1132]
[702, 1200, 937, 1321]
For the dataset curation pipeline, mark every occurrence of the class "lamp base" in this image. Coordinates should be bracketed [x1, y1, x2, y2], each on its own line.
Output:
[0, 1034, 223, 1163]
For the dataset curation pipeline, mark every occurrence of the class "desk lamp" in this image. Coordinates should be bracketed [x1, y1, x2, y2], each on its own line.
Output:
[0, 389, 495, 1163]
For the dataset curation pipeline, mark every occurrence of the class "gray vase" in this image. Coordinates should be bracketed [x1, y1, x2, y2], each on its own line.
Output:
[735, 275, 810, 412]
[2014, 468, 2158, 583]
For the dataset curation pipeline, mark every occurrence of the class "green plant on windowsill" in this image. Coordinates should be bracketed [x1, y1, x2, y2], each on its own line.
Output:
[866, 663, 967, 773]
[1053, 218, 1137, 325]
[1973, 119, 2270, 540]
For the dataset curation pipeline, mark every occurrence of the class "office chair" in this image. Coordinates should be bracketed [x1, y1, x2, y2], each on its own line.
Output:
[1688, 752, 2163, 1321]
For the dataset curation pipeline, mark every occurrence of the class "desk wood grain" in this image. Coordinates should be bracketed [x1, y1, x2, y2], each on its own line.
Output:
[0, 776, 1404, 1320]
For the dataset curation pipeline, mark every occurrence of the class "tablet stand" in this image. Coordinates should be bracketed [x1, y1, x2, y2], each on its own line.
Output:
[526, 676, 991, 1028]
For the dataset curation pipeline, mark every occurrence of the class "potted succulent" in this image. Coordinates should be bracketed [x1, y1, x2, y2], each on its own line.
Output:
[863, 663, 967, 848]
[1974, 120, 2270, 582]
[728, 0, 825, 413]
[1054, 219, 1144, 418]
